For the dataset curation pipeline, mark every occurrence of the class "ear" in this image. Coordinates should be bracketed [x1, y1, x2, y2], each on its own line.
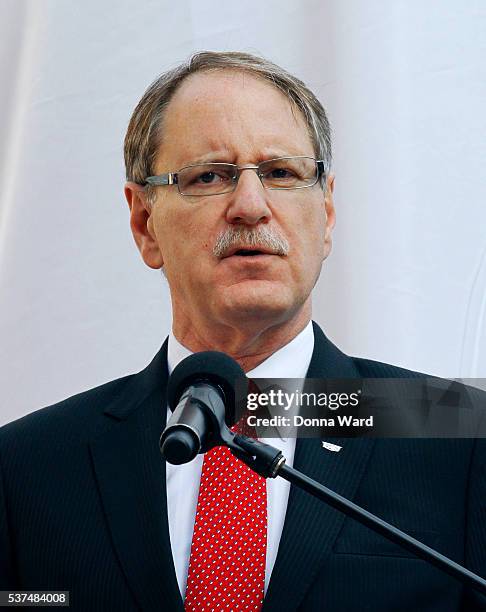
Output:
[124, 182, 164, 269]
[323, 173, 336, 258]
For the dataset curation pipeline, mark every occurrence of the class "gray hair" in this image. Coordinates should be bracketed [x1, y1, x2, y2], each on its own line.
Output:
[124, 51, 332, 201]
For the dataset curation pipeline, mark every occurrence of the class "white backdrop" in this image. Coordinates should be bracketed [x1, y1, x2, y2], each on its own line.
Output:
[1, 0, 485, 425]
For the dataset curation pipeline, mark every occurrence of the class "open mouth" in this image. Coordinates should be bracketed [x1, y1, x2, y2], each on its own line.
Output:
[233, 249, 268, 256]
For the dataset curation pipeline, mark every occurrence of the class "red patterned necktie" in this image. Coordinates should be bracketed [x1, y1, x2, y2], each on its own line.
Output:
[184, 416, 267, 611]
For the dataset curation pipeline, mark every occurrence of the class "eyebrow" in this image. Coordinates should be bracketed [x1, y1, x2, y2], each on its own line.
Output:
[178, 149, 312, 168]
[255, 148, 309, 162]
[178, 150, 233, 167]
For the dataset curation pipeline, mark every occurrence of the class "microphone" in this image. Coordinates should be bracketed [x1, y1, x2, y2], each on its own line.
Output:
[160, 351, 246, 465]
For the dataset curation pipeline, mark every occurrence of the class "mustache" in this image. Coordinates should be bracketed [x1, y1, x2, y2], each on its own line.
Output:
[213, 226, 290, 258]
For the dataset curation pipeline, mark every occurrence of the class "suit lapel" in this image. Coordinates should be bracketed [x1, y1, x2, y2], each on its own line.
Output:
[90, 343, 184, 612]
[88, 324, 374, 611]
[264, 323, 376, 611]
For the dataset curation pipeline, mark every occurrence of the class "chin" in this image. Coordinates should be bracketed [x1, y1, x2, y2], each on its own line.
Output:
[216, 283, 301, 324]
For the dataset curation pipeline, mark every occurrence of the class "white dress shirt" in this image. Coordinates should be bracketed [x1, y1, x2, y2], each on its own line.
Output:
[166, 321, 314, 597]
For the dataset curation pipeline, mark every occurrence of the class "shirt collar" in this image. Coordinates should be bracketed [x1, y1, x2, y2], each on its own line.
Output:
[167, 321, 315, 441]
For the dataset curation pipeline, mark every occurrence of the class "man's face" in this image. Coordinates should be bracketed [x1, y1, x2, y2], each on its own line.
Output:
[129, 70, 335, 332]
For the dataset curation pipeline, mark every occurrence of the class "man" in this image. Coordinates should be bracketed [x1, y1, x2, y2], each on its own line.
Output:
[0, 52, 485, 611]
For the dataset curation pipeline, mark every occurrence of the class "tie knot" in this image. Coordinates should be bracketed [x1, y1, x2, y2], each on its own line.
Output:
[232, 410, 258, 438]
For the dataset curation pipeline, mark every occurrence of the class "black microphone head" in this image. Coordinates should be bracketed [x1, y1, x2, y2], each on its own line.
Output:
[161, 429, 200, 465]
[167, 351, 246, 425]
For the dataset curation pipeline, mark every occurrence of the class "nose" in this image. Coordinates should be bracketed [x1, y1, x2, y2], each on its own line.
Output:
[225, 167, 273, 226]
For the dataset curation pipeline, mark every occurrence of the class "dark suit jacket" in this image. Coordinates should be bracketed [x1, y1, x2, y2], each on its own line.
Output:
[1, 323, 485, 611]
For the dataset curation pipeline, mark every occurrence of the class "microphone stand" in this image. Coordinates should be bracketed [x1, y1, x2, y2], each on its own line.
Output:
[225, 432, 486, 598]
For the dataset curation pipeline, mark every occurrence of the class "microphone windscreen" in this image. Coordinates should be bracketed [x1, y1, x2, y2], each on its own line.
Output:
[167, 351, 246, 422]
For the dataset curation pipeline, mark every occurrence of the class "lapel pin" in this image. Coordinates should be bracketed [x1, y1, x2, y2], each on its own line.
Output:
[322, 441, 342, 452]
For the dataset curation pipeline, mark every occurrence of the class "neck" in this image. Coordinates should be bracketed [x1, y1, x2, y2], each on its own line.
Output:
[172, 304, 312, 372]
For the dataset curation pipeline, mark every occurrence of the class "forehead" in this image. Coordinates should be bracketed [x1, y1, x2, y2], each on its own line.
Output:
[156, 70, 315, 169]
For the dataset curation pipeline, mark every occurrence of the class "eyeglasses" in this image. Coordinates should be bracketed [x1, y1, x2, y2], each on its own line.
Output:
[143, 156, 326, 197]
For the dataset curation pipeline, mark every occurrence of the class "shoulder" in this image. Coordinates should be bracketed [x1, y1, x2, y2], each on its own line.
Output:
[0, 374, 136, 452]
[310, 321, 427, 380]
[350, 356, 426, 379]
[0, 341, 169, 451]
